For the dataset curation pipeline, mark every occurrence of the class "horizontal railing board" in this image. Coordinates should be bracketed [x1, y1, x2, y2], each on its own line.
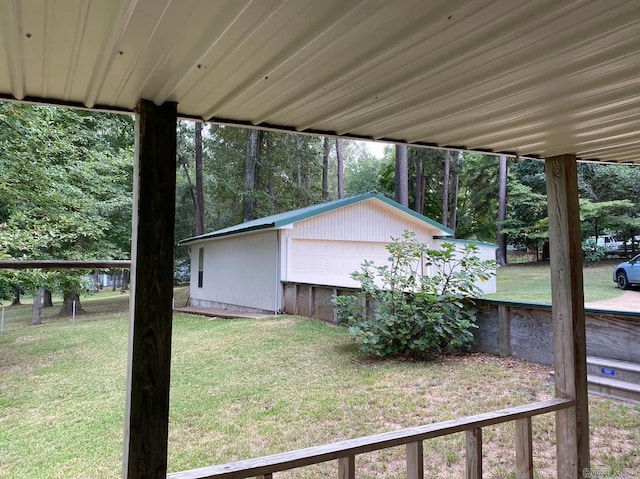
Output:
[0, 260, 131, 269]
[168, 398, 573, 479]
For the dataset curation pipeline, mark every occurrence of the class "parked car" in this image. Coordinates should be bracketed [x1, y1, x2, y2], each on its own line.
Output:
[613, 254, 640, 289]
[583, 235, 622, 256]
[615, 235, 640, 256]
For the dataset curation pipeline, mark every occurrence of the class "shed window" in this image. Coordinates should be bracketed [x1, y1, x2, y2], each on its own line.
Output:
[197, 247, 204, 288]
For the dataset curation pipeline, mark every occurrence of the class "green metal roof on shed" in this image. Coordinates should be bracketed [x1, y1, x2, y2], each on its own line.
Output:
[178, 193, 453, 245]
[436, 237, 498, 249]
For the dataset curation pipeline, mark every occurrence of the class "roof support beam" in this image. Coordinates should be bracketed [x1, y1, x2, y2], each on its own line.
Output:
[123, 99, 177, 479]
[544, 154, 590, 478]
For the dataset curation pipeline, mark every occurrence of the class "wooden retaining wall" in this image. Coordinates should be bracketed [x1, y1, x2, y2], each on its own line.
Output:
[475, 299, 640, 365]
[282, 282, 359, 322]
[282, 283, 640, 366]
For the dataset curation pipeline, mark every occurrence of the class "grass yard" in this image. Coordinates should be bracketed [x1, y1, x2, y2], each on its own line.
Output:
[485, 259, 624, 303]
[1, 301, 639, 478]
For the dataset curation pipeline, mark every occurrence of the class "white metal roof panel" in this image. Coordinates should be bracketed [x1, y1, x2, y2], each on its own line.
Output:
[0, 0, 638, 163]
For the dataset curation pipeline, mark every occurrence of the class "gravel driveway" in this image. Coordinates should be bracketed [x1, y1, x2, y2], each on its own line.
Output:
[585, 289, 640, 312]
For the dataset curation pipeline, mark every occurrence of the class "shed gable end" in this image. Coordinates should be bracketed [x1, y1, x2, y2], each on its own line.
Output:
[291, 199, 445, 243]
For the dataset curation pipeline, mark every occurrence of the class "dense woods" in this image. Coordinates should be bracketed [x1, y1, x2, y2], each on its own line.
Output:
[2, 103, 640, 314]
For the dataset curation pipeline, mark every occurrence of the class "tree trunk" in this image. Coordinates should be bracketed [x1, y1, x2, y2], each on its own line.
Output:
[321, 137, 330, 201]
[194, 121, 205, 236]
[293, 134, 311, 205]
[414, 151, 425, 214]
[178, 153, 198, 222]
[496, 154, 508, 265]
[91, 268, 100, 291]
[296, 135, 303, 189]
[442, 150, 451, 226]
[395, 144, 409, 207]
[121, 269, 129, 293]
[243, 129, 261, 222]
[31, 288, 44, 325]
[449, 151, 462, 231]
[336, 138, 345, 199]
[59, 289, 84, 316]
[11, 286, 21, 306]
[265, 138, 275, 214]
[43, 288, 54, 307]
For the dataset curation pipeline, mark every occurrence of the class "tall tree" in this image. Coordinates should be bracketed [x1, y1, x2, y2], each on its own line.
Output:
[580, 199, 634, 238]
[442, 150, 451, 226]
[243, 129, 261, 222]
[344, 150, 382, 196]
[336, 138, 345, 199]
[194, 121, 205, 235]
[176, 122, 202, 236]
[449, 151, 462, 231]
[414, 150, 425, 214]
[454, 154, 500, 239]
[496, 155, 508, 265]
[395, 144, 409, 206]
[321, 137, 331, 201]
[0, 103, 134, 317]
[296, 135, 304, 189]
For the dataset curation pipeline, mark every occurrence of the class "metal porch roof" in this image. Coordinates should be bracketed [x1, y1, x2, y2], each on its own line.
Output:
[0, 0, 638, 164]
[178, 192, 453, 245]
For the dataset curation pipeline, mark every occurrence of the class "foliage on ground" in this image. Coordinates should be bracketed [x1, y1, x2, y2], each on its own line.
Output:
[334, 231, 496, 359]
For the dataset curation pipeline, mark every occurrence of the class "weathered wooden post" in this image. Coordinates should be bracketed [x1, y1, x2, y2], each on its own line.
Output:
[498, 304, 511, 357]
[123, 99, 177, 478]
[545, 154, 590, 478]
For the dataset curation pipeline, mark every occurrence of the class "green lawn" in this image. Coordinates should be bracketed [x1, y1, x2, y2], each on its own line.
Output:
[1, 301, 638, 478]
[484, 259, 624, 303]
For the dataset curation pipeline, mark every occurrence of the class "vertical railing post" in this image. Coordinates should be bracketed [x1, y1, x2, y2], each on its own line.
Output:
[123, 99, 177, 479]
[545, 154, 590, 478]
[308, 285, 315, 318]
[465, 428, 482, 479]
[338, 455, 355, 479]
[515, 417, 533, 479]
[498, 304, 511, 357]
[406, 441, 424, 479]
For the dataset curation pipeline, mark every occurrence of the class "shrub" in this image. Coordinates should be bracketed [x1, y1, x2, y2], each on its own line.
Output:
[582, 239, 606, 263]
[333, 231, 496, 359]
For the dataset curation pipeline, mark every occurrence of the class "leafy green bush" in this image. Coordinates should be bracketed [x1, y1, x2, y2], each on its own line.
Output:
[333, 231, 496, 359]
[581, 239, 606, 263]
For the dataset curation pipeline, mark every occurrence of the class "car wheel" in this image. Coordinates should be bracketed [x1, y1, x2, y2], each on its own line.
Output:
[616, 270, 630, 290]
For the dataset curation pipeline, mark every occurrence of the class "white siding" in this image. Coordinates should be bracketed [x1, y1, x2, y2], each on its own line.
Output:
[189, 231, 279, 312]
[433, 239, 497, 295]
[293, 199, 441, 243]
[288, 239, 392, 288]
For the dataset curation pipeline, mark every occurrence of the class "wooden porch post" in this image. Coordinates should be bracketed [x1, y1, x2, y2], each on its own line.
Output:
[545, 154, 590, 478]
[123, 99, 178, 478]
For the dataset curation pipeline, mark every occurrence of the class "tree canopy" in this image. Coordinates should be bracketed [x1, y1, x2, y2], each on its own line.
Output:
[0, 103, 134, 312]
[3, 100, 640, 317]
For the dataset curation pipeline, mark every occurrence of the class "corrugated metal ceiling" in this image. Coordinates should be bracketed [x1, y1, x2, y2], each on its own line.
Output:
[0, 0, 638, 163]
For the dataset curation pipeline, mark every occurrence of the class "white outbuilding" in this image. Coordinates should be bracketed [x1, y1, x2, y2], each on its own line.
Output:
[179, 193, 497, 315]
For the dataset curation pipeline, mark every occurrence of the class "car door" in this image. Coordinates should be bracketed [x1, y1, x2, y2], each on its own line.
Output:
[627, 256, 640, 283]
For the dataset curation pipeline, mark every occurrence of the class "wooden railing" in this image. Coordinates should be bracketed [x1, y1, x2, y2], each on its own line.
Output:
[0, 260, 132, 269]
[168, 398, 573, 479]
